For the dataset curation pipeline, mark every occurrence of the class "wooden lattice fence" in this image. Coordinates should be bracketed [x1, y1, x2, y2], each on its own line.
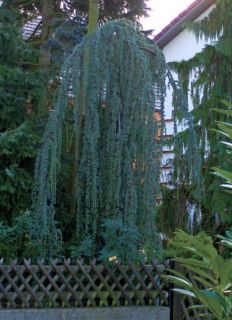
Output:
[0, 259, 169, 309]
[180, 269, 208, 320]
[170, 262, 208, 320]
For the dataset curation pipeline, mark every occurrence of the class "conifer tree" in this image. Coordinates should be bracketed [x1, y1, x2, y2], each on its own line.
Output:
[161, 0, 232, 234]
[0, 8, 42, 224]
[0, 0, 159, 261]
[31, 1, 166, 258]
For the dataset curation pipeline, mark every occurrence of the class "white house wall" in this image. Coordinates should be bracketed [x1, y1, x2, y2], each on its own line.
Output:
[163, 6, 214, 63]
[160, 4, 214, 183]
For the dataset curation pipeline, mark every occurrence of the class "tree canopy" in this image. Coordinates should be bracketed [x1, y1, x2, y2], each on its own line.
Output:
[159, 0, 232, 237]
[31, 19, 166, 259]
[0, 2, 166, 261]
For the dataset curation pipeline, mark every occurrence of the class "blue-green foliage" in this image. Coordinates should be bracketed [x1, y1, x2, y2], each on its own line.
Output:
[44, 15, 87, 66]
[70, 234, 94, 259]
[99, 218, 141, 263]
[32, 20, 166, 258]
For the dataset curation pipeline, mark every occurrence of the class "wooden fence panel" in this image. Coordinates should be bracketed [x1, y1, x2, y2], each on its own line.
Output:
[0, 259, 169, 309]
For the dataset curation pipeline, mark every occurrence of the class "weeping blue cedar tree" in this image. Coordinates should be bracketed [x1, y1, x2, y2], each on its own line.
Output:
[31, 20, 166, 258]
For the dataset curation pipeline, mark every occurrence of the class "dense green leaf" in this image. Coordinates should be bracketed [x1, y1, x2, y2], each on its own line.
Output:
[172, 288, 196, 298]
[166, 230, 232, 320]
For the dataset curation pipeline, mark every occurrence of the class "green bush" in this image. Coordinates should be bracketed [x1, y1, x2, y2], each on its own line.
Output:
[0, 211, 44, 262]
[99, 218, 141, 263]
[164, 229, 232, 319]
[212, 100, 232, 192]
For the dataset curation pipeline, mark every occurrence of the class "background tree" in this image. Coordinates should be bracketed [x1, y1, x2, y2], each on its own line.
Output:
[0, 8, 42, 224]
[0, 8, 46, 260]
[158, 0, 232, 238]
[0, 1, 165, 260]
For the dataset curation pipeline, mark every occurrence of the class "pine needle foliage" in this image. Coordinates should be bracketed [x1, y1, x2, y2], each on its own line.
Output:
[32, 20, 166, 258]
[0, 8, 43, 223]
[167, 0, 232, 231]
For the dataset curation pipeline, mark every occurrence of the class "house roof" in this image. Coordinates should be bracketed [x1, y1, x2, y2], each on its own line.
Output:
[154, 0, 215, 48]
[22, 17, 42, 40]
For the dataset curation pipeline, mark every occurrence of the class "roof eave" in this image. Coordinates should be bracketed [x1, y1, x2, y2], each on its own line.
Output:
[155, 0, 215, 49]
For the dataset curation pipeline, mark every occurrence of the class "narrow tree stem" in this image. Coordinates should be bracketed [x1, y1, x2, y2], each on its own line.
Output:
[39, 0, 54, 66]
[87, 0, 99, 34]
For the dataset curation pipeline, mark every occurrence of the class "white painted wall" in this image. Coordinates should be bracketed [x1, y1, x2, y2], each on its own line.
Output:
[160, 4, 214, 183]
[163, 6, 214, 63]
[163, 5, 214, 118]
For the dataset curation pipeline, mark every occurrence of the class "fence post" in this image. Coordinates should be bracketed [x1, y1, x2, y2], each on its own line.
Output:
[171, 261, 184, 320]
[168, 259, 174, 320]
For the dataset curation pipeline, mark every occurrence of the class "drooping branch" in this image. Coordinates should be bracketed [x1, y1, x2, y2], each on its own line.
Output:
[31, 20, 166, 258]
